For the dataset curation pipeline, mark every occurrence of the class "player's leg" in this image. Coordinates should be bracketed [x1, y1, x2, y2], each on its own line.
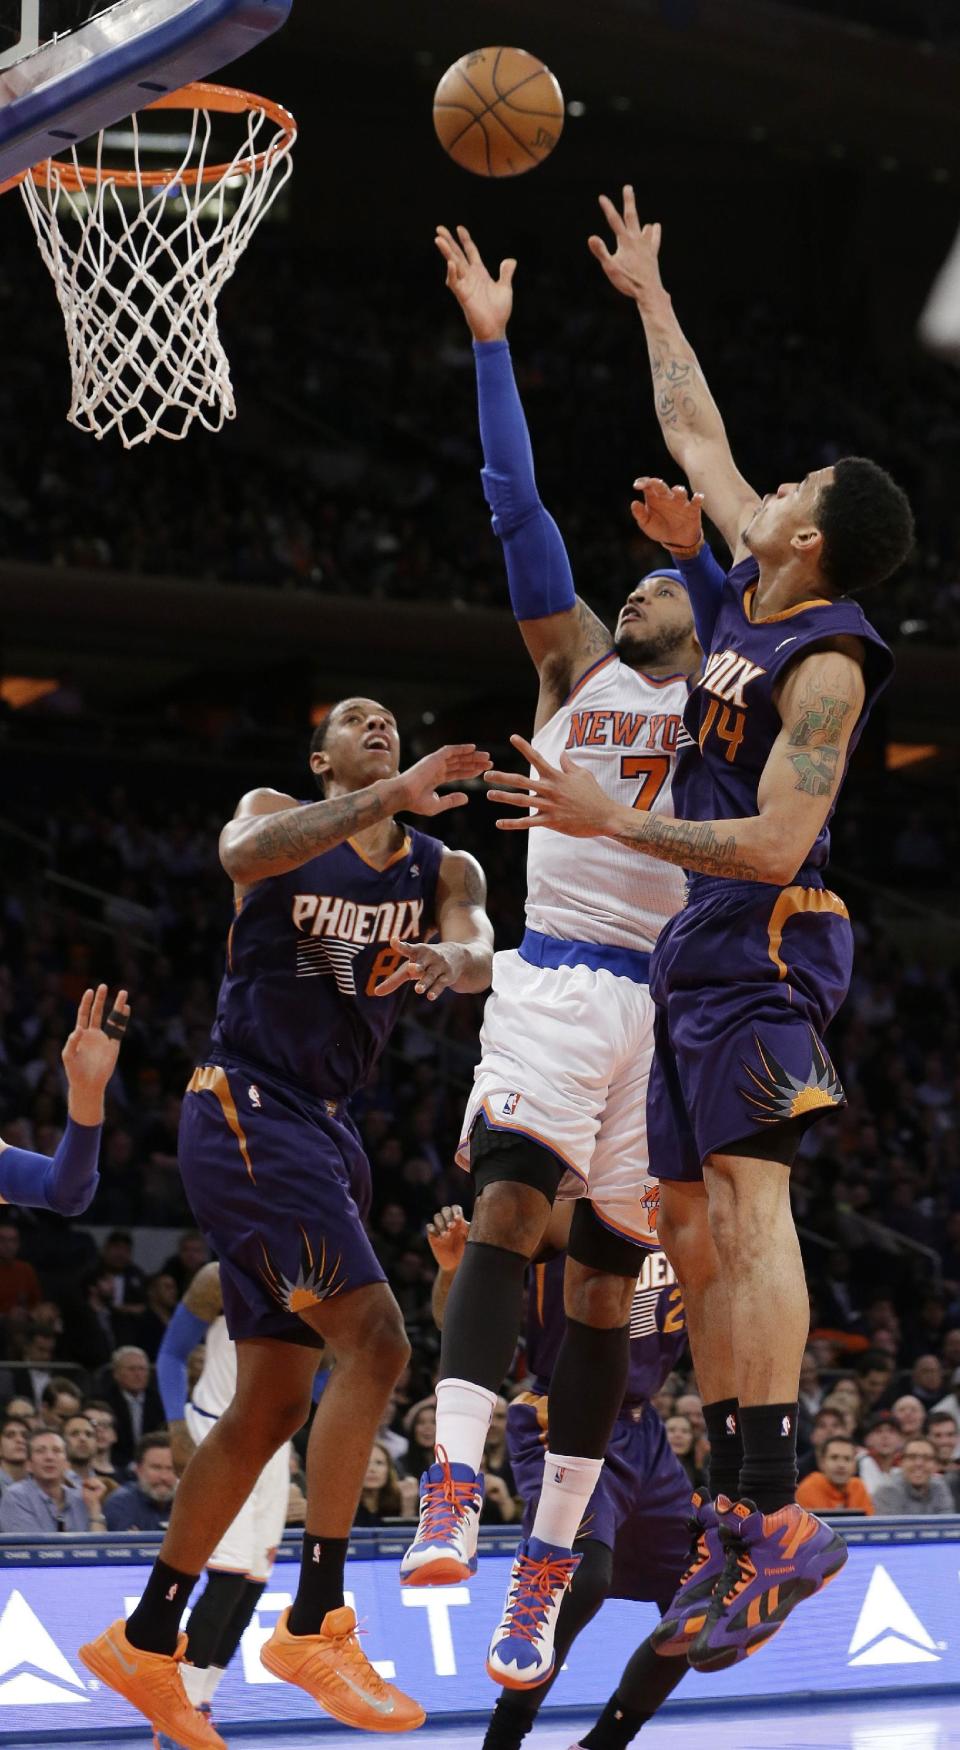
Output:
[401, 1130, 559, 1586]
[655, 1180, 740, 1498]
[79, 1337, 316, 1750]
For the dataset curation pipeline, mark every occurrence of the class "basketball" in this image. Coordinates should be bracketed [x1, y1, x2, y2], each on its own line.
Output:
[432, 47, 565, 179]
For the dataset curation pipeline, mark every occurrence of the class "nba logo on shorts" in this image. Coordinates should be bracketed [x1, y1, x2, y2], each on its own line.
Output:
[501, 1092, 522, 1117]
[248, 1084, 262, 1109]
[781, 1414, 792, 1437]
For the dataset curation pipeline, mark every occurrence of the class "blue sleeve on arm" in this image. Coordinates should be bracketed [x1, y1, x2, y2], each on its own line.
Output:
[156, 1302, 208, 1422]
[0, 1117, 102, 1218]
[676, 542, 729, 652]
[474, 339, 576, 621]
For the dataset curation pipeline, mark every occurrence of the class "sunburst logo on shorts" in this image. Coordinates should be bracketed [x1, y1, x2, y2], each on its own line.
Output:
[739, 1029, 844, 1123]
[258, 1227, 347, 1313]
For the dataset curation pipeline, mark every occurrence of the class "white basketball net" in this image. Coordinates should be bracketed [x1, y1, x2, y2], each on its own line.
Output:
[19, 93, 295, 447]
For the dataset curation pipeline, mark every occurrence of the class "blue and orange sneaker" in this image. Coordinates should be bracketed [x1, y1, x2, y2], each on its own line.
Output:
[486, 1537, 581, 1689]
[153, 1702, 214, 1750]
[400, 1448, 484, 1586]
[687, 1497, 848, 1672]
[650, 1489, 724, 1658]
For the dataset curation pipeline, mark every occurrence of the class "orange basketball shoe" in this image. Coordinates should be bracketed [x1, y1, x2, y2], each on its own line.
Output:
[77, 1621, 225, 1750]
[260, 1605, 426, 1732]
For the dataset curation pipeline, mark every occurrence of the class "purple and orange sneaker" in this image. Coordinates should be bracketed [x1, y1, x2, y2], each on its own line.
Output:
[687, 1497, 848, 1672]
[650, 1490, 724, 1658]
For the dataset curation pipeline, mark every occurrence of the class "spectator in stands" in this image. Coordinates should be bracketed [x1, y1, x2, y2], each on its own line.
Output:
[375, 1394, 409, 1469]
[482, 1468, 520, 1525]
[817, 1250, 862, 1330]
[666, 1414, 707, 1490]
[482, 1395, 518, 1497]
[797, 1436, 875, 1515]
[7, 1322, 59, 1406]
[911, 1353, 945, 1409]
[161, 1230, 209, 1296]
[62, 1412, 114, 1498]
[675, 1393, 706, 1438]
[59, 1267, 120, 1372]
[858, 1411, 905, 1499]
[38, 1377, 83, 1430]
[799, 1405, 848, 1480]
[892, 1394, 927, 1438]
[0, 1217, 41, 1317]
[872, 1438, 955, 1514]
[99, 1230, 148, 1339]
[355, 1440, 413, 1525]
[933, 1365, 960, 1431]
[134, 1271, 179, 1361]
[0, 1418, 29, 1495]
[83, 1401, 121, 1481]
[98, 1346, 165, 1471]
[824, 1375, 866, 1432]
[927, 1411, 960, 1509]
[0, 1429, 107, 1532]
[3, 1396, 38, 1429]
[855, 1348, 897, 1413]
[403, 1397, 437, 1480]
[103, 1433, 177, 1531]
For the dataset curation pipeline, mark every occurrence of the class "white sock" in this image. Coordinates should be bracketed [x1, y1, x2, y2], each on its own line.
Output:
[531, 1451, 604, 1550]
[180, 1662, 209, 1708]
[434, 1377, 498, 1474]
[205, 1665, 227, 1705]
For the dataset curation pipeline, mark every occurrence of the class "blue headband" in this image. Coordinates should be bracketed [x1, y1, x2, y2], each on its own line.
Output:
[637, 568, 686, 587]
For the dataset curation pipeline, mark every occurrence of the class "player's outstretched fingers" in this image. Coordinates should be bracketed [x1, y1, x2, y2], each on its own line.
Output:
[103, 989, 130, 1041]
[88, 983, 109, 1029]
[509, 732, 557, 775]
[75, 987, 96, 1031]
[598, 193, 626, 235]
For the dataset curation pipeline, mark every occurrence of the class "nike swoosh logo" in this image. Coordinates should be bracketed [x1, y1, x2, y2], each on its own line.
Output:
[774, 636, 799, 652]
[335, 1666, 396, 1716]
[106, 1632, 139, 1676]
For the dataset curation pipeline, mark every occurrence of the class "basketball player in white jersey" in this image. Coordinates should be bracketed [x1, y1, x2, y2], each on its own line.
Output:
[155, 1263, 293, 1746]
[401, 225, 700, 1691]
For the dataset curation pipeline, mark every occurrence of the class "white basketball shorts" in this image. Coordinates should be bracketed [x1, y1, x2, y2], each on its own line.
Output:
[185, 1402, 290, 1581]
[457, 936, 660, 1246]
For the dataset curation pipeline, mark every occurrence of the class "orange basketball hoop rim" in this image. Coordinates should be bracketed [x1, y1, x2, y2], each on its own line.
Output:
[2, 81, 296, 194]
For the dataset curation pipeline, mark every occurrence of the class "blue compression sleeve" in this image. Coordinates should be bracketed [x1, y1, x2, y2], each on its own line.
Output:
[474, 339, 576, 620]
[0, 1117, 102, 1217]
[157, 1302, 209, 1422]
[675, 540, 729, 651]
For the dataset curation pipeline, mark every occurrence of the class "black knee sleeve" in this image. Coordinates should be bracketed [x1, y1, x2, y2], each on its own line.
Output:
[549, 1317, 631, 1459]
[568, 1199, 645, 1276]
[183, 1570, 250, 1668]
[471, 1119, 564, 1203]
[439, 1240, 528, 1393]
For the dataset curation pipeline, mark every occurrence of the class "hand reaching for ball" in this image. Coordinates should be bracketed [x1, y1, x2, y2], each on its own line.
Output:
[435, 225, 515, 343]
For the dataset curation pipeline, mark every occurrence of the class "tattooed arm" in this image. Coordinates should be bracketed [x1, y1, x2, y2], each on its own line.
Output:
[220, 744, 492, 888]
[589, 187, 760, 558]
[486, 647, 865, 884]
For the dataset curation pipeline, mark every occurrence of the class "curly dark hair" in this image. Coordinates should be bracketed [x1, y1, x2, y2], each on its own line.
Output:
[815, 457, 914, 595]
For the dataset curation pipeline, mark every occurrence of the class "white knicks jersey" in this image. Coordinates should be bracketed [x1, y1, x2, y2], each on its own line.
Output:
[525, 652, 689, 954]
[190, 1313, 236, 1419]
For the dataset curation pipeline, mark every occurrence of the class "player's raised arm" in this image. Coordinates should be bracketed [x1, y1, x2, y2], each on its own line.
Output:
[426, 1205, 471, 1329]
[437, 223, 613, 725]
[156, 1261, 222, 1475]
[373, 849, 494, 1000]
[487, 642, 866, 885]
[589, 188, 761, 559]
[219, 744, 491, 888]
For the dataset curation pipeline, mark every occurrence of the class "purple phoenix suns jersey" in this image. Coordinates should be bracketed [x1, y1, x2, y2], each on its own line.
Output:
[677, 557, 894, 882]
[210, 827, 445, 1100]
[525, 1252, 686, 1410]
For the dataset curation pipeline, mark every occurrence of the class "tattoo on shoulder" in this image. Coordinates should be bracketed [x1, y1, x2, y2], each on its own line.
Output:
[451, 854, 487, 907]
[788, 689, 851, 750]
[790, 747, 840, 798]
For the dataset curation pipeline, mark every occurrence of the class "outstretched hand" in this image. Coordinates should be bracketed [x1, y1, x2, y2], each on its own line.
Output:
[62, 985, 131, 1122]
[397, 745, 492, 818]
[588, 185, 664, 305]
[486, 735, 614, 838]
[435, 224, 516, 342]
[426, 1205, 470, 1271]
[372, 935, 470, 1001]
[631, 476, 704, 550]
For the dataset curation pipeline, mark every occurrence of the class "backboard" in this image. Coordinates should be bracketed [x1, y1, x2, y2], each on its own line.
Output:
[0, 0, 292, 186]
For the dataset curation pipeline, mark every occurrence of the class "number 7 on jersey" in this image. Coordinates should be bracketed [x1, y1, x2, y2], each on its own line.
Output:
[620, 755, 670, 811]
